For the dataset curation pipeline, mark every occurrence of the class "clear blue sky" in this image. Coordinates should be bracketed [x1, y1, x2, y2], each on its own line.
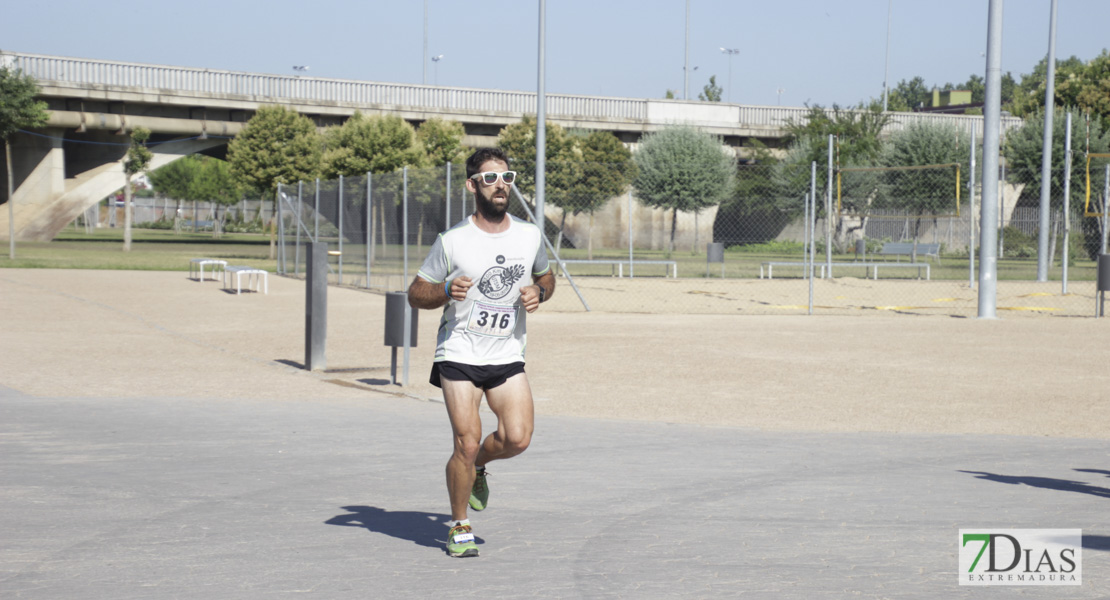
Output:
[2, 0, 1107, 107]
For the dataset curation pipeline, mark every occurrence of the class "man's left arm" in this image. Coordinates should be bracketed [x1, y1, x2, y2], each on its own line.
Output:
[520, 270, 555, 313]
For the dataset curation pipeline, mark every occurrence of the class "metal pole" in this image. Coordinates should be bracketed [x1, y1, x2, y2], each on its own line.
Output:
[535, 0, 546, 234]
[826, 134, 834, 274]
[969, 127, 976, 288]
[628, 190, 634, 278]
[684, 0, 690, 100]
[295, 181, 303, 276]
[1036, 0, 1058, 281]
[338, 175, 344, 286]
[372, 171, 377, 288]
[422, 0, 428, 85]
[402, 166, 411, 386]
[882, 0, 892, 112]
[1102, 164, 1109, 255]
[978, 0, 1003, 319]
[809, 161, 817, 314]
[305, 242, 328, 371]
[314, 178, 320, 242]
[277, 183, 285, 274]
[1062, 112, 1072, 294]
[445, 162, 451, 228]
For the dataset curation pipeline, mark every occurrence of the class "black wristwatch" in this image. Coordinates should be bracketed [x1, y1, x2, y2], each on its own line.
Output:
[537, 285, 547, 303]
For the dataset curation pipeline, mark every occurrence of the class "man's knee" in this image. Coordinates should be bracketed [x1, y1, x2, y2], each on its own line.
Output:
[453, 435, 482, 462]
[503, 424, 533, 454]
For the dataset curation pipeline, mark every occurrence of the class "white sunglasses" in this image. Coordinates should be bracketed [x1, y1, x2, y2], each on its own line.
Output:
[470, 171, 517, 186]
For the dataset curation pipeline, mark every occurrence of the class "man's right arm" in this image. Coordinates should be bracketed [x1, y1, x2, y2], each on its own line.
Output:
[409, 276, 448, 310]
[409, 275, 473, 309]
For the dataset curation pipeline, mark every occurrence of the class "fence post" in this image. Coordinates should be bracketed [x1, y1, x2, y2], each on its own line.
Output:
[445, 162, 451, 229]
[295, 181, 303, 276]
[314, 178, 320, 242]
[338, 174, 344, 286]
[402, 166, 411, 386]
[277, 183, 285, 274]
[372, 170, 377, 290]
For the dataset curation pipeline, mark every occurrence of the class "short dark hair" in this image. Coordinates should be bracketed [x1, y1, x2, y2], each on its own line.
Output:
[466, 147, 510, 179]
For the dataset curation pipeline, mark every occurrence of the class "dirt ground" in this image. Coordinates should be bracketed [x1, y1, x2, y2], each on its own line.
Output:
[1, 268, 1108, 439]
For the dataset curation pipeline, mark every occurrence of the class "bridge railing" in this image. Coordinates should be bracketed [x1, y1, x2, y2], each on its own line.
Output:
[2, 50, 1021, 135]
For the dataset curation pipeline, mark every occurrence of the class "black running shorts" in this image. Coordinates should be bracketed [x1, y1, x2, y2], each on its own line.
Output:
[430, 360, 526, 390]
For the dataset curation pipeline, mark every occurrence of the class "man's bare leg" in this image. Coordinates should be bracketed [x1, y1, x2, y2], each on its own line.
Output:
[475, 372, 535, 467]
[442, 378, 485, 521]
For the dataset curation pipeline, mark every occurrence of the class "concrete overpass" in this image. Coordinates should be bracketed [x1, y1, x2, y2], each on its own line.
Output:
[0, 50, 1022, 241]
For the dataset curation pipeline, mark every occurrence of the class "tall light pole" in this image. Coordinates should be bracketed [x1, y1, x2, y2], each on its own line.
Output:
[882, 0, 892, 112]
[720, 48, 739, 103]
[423, 0, 428, 85]
[431, 54, 444, 85]
[777, 88, 786, 105]
[293, 65, 309, 76]
[684, 0, 690, 100]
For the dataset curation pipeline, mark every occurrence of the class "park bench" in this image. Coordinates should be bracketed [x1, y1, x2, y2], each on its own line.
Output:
[223, 265, 269, 295]
[555, 259, 678, 278]
[878, 242, 940, 262]
[760, 261, 930, 280]
[189, 258, 227, 282]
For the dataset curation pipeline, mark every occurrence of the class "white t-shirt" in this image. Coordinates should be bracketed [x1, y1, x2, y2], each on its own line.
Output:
[417, 215, 550, 366]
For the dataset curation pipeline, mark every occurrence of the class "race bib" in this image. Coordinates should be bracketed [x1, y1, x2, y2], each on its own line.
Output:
[466, 301, 518, 338]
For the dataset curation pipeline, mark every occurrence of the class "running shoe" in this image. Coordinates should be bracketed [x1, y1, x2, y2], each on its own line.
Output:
[469, 468, 489, 511]
[447, 523, 478, 558]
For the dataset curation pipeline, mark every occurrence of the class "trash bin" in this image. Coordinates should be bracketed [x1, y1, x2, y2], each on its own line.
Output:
[855, 239, 867, 260]
[384, 292, 418, 348]
[706, 242, 725, 277]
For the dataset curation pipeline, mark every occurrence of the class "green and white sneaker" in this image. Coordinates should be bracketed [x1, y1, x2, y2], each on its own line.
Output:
[469, 468, 489, 511]
[447, 523, 478, 558]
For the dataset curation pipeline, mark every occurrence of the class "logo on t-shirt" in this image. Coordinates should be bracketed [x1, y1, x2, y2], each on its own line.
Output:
[477, 264, 525, 300]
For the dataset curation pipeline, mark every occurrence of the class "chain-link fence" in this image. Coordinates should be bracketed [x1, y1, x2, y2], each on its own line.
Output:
[73, 196, 277, 234]
[275, 161, 1109, 318]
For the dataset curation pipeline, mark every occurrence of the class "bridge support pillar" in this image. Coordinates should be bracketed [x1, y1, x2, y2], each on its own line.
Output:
[0, 129, 67, 241]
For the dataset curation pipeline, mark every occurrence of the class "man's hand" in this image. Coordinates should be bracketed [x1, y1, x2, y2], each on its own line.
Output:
[520, 284, 542, 313]
[447, 276, 472, 302]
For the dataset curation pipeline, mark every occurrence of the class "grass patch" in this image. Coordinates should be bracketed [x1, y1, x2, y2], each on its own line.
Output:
[1, 228, 278, 272]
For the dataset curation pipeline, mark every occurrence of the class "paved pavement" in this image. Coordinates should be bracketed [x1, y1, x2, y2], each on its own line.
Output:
[3, 382, 1109, 599]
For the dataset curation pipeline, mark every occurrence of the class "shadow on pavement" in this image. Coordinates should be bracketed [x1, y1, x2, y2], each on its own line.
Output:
[325, 506, 482, 552]
[960, 470, 1110, 552]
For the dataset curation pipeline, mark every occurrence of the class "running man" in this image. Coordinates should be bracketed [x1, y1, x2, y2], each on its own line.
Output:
[408, 147, 555, 558]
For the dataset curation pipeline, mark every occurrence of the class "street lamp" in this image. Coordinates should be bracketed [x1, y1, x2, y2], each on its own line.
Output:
[293, 65, 309, 76]
[431, 54, 444, 85]
[720, 47, 740, 103]
[777, 88, 786, 106]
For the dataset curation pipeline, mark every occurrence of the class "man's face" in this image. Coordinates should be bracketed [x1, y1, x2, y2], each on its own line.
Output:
[469, 159, 511, 218]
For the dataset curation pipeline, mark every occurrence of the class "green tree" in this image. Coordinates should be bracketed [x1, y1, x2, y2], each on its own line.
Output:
[1004, 107, 1110, 259]
[321, 112, 425, 178]
[784, 104, 889, 169]
[190, 157, 240, 239]
[886, 77, 932, 112]
[1, 66, 50, 259]
[122, 127, 153, 252]
[632, 126, 735, 253]
[416, 118, 466, 167]
[557, 131, 636, 258]
[227, 105, 321, 257]
[878, 121, 971, 249]
[1007, 55, 1089, 119]
[148, 155, 201, 233]
[1056, 50, 1110, 129]
[698, 75, 722, 102]
[497, 115, 579, 236]
[716, 140, 808, 246]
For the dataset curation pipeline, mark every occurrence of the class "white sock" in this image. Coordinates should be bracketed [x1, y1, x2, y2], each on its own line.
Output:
[448, 518, 470, 528]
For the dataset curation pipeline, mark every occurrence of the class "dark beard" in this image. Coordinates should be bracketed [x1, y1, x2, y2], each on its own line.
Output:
[475, 190, 509, 221]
